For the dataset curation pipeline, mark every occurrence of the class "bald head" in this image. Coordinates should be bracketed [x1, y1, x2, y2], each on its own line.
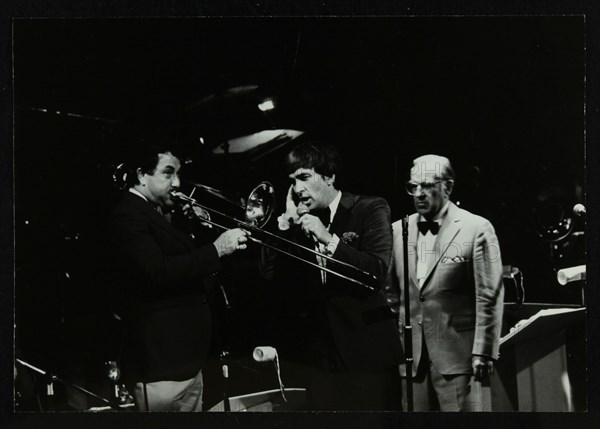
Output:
[410, 154, 455, 183]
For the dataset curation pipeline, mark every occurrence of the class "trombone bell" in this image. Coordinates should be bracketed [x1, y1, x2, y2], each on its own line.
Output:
[245, 182, 275, 227]
[172, 180, 275, 230]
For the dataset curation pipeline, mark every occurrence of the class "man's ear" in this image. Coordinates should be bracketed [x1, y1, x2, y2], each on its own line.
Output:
[444, 179, 454, 196]
[137, 168, 146, 186]
[326, 174, 336, 186]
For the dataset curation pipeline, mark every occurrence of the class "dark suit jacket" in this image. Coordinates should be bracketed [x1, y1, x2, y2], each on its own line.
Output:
[109, 192, 221, 383]
[279, 192, 404, 372]
[385, 202, 504, 376]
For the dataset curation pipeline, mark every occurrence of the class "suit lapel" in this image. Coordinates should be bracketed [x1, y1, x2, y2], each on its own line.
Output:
[330, 192, 355, 236]
[151, 210, 195, 249]
[408, 215, 419, 287]
[126, 192, 194, 250]
[321, 192, 355, 285]
[421, 202, 461, 290]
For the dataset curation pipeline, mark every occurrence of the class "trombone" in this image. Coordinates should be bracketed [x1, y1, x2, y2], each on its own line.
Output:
[171, 180, 379, 290]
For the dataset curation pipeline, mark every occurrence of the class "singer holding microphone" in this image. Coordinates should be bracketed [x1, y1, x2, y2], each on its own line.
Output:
[272, 142, 403, 411]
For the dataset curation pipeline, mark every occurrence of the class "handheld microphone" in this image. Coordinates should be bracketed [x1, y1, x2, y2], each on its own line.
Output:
[296, 203, 310, 217]
[297, 203, 319, 245]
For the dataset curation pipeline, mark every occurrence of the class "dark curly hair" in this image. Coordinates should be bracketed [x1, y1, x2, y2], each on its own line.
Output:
[283, 142, 342, 179]
[113, 144, 180, 190]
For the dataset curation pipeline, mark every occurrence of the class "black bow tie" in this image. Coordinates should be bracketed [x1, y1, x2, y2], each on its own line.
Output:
[417, 220, 440, 235]
[312, 207, 332, 227]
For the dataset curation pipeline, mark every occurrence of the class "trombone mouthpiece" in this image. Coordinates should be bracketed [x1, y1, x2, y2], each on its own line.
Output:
[169, 191, 194, 206]
[170, 191, 187, 201]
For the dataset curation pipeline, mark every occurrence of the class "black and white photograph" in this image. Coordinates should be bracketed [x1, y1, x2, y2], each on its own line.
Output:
[6, 12, 596, 424]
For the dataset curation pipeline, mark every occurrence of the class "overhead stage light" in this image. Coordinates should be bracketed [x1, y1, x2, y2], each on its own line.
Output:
[258, 99, 275, 112]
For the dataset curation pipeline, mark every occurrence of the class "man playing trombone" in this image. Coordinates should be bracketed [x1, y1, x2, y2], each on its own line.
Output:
[274, 142, 403, 410]
[108, 144, 249, 411]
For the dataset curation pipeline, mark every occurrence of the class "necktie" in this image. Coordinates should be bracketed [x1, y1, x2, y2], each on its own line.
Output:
[417, 220, 440, 235]
[155, 205, 172, 223]
[310, 207, 331, 285]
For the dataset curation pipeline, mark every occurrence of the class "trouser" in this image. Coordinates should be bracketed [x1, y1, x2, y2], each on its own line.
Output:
[132, 369, 204, 412]
[402, 343, 488, 412]
[308, 365, 403, 411]
[306, 334, 402, 411]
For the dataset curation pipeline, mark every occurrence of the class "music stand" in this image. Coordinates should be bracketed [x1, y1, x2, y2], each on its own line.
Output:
[207, 388, 306, 412]
[489, 306, 585, 411]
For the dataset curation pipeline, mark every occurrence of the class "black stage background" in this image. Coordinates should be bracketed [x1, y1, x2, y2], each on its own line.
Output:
[7, 13, 594, 423]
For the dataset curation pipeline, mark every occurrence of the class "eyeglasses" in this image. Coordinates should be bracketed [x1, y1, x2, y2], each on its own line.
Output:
[405, 179, 451, 195]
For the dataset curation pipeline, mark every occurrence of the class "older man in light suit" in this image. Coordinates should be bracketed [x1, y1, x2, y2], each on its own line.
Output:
[384, 154, 504, 411]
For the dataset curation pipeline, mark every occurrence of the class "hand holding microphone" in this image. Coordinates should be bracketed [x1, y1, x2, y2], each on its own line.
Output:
[297, 203, 332, 245]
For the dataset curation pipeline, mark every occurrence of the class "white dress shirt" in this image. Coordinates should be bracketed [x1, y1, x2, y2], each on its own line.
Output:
[416, 200, 450, 287]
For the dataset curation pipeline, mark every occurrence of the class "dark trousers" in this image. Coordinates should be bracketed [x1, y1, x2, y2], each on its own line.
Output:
[308, 365, 402, 411]
[303, 315, 402, 411]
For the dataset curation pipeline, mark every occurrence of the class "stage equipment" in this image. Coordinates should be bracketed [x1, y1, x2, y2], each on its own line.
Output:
[170, 181, 379, 290]
[533, 187, 576, 243]
[557, 265, 586, 286]
[572, 203, 586, 216]
[503, 265, 525, 307]
[253, 346, 287, 402]
[208, 347, 299, 412]
[401, 216, 414, 411]
[15, 359, 133, 411]
[489, 306, 585, 411]
[211, 129, 303, 155]
[208, 389, 306, 412]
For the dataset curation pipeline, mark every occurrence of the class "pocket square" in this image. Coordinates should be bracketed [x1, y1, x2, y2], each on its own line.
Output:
[341, 231, 359, 244]
[441, 256, 468, 264]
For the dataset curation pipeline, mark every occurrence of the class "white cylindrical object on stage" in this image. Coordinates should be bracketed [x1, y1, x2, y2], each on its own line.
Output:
[557, 265, 586, 285]
[253, 346, 277, 362]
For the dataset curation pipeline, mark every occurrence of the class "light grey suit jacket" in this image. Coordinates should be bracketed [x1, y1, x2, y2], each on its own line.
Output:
[385, 202, 504, 376]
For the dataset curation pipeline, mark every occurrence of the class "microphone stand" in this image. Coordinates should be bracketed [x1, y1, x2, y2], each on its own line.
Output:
[16, 358, 118, 410]
[214, 278, 232, 412]
[402, 216, 414, 411]
[220, 351, 231, 411]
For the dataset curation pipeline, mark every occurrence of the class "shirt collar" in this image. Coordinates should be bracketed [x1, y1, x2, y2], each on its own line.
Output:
[328, 190, 342, 224]
[129, 187, 148, 202]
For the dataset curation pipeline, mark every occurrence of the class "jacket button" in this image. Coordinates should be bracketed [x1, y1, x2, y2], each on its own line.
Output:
[418, 321, 422, 326]
[419, 296, 425, 302]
